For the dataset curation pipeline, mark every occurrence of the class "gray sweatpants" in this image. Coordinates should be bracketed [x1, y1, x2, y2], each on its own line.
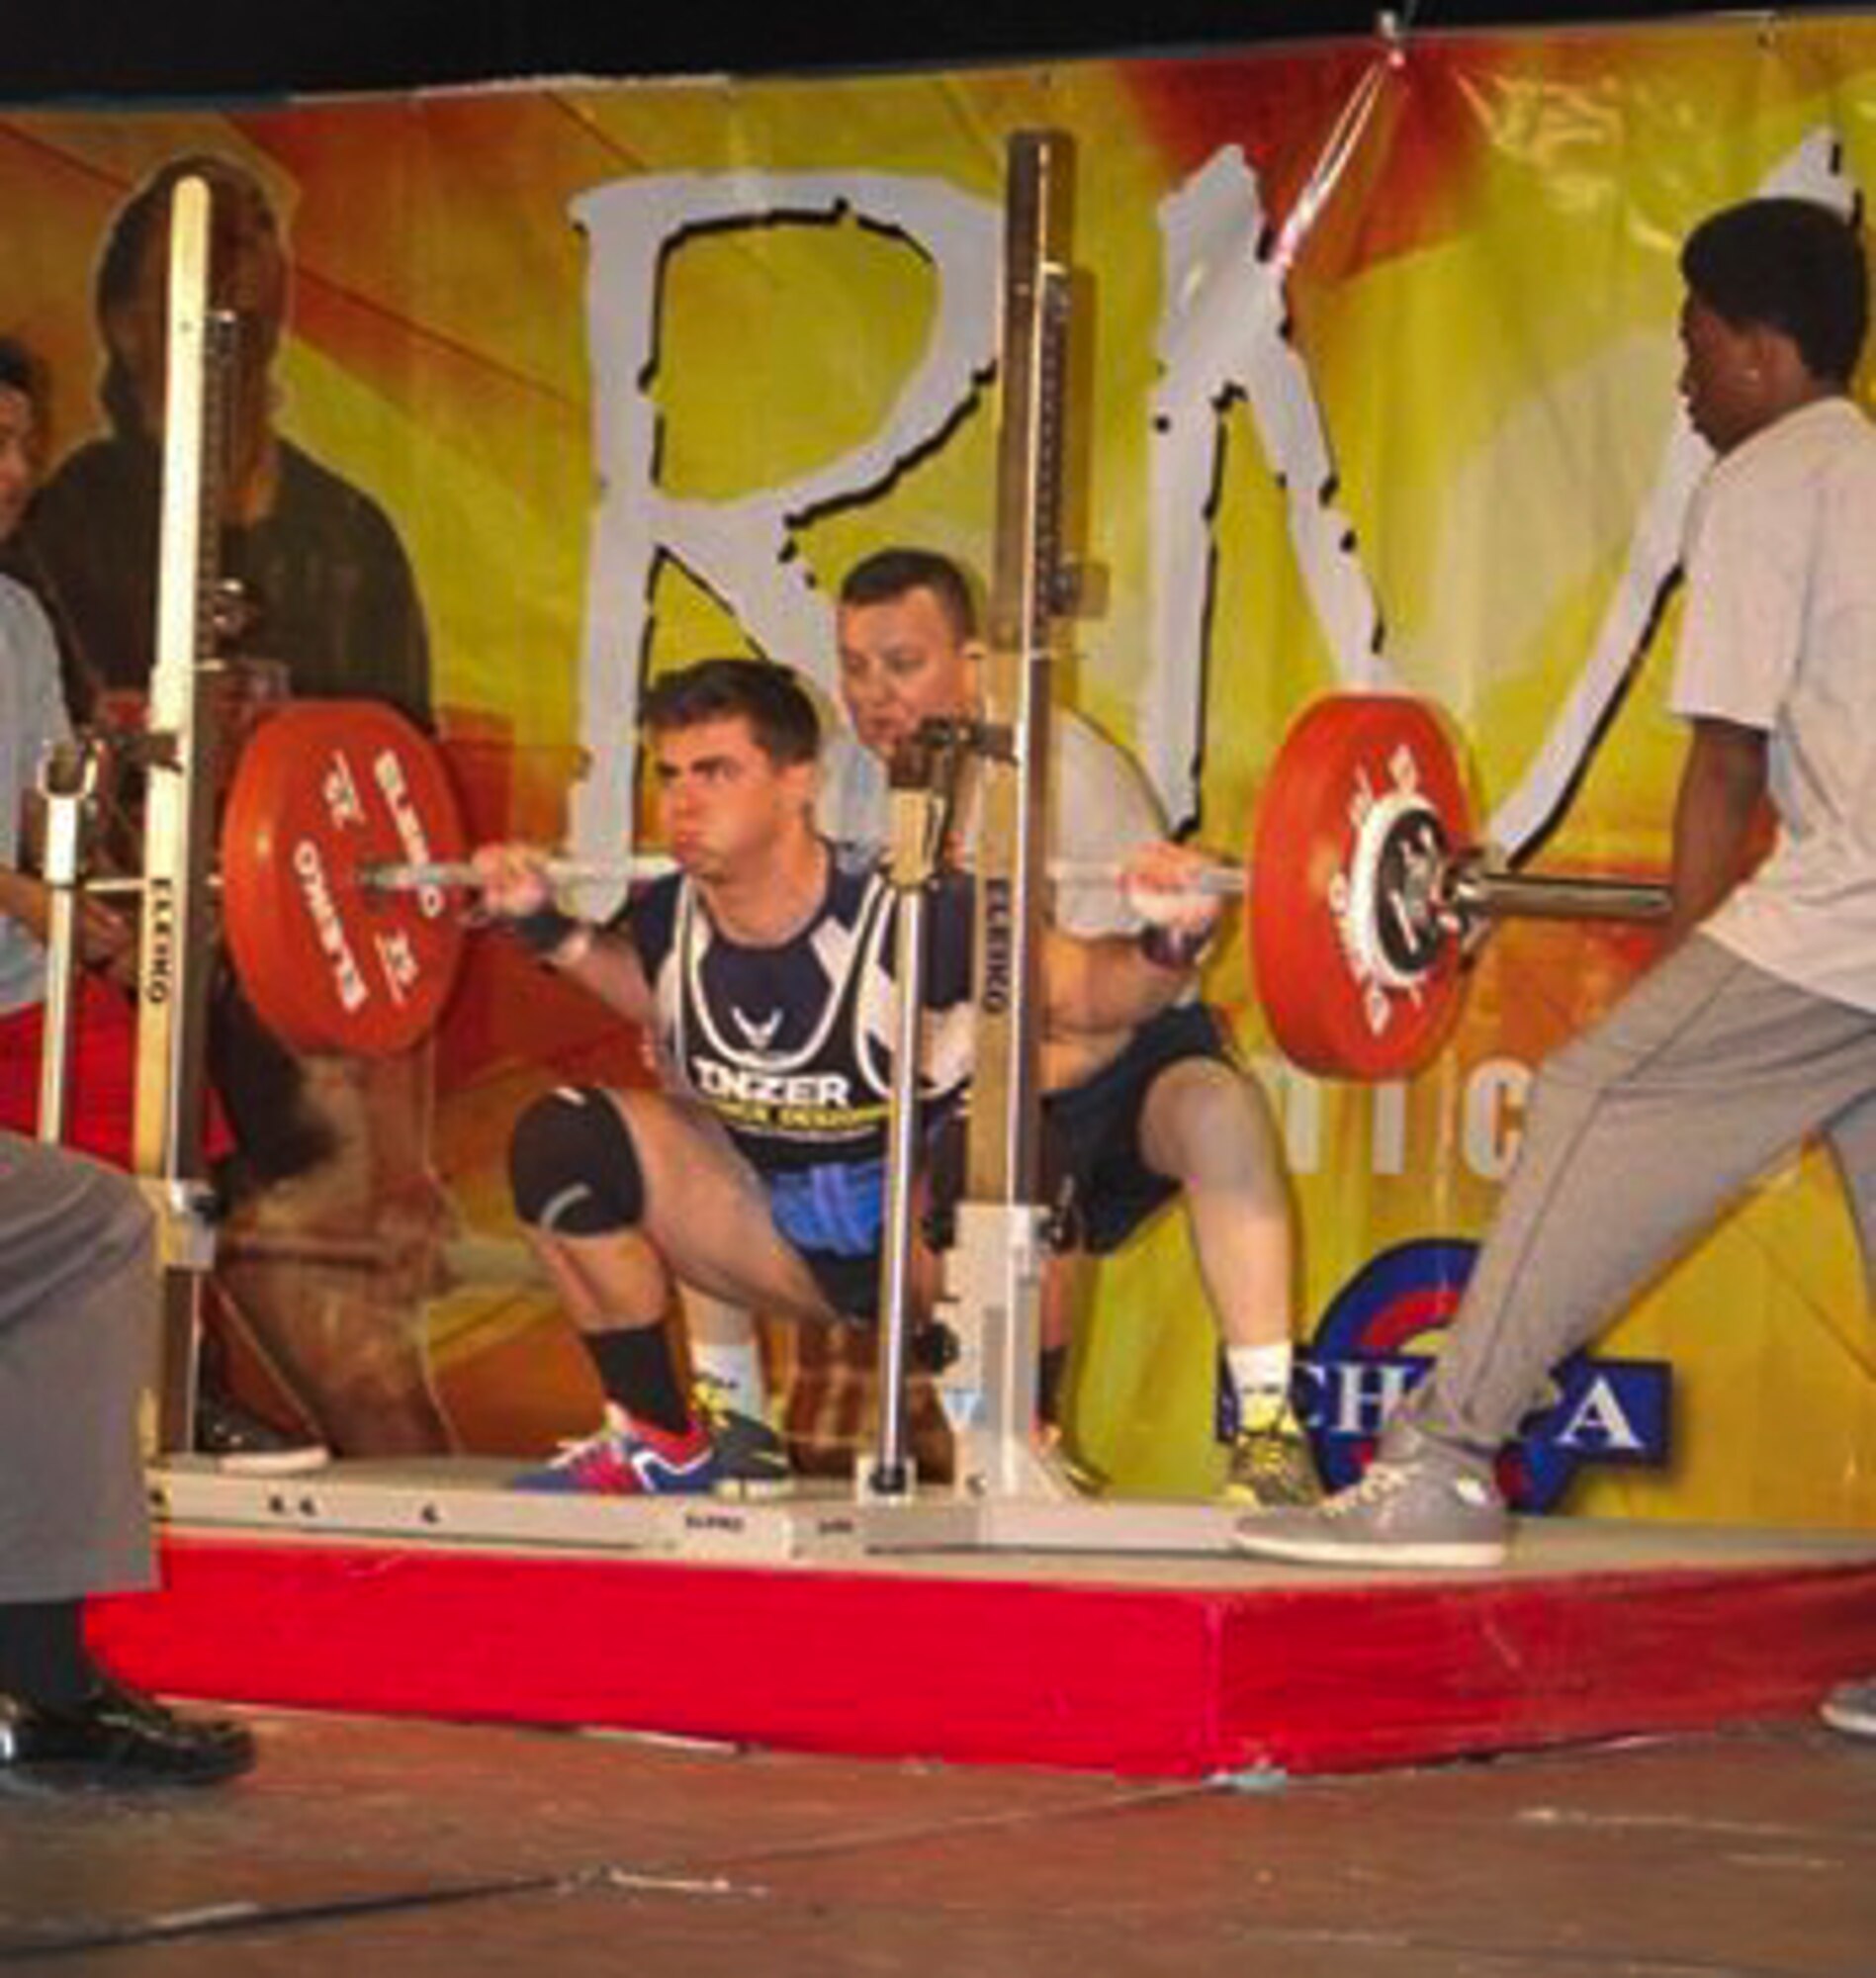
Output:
[0, 1132, 156, 1602]
[1402, 936, 1876, 1460]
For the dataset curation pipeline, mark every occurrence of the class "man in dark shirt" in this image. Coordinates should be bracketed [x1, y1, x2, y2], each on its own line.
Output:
[15, 154, 428, 726]
[12, 156, 447, 1457]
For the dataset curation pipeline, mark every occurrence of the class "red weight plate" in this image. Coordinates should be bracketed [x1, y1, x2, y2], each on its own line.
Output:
[220, 700, 468, 1057]
[1248, 694, 1474, 1079]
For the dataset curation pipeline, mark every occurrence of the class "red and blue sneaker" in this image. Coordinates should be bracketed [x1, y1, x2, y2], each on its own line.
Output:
[510, 1402, 721, 1495]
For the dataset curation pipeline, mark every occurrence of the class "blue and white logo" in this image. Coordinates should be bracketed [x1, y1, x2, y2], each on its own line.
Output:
[1296, 1238, 1672, 1513]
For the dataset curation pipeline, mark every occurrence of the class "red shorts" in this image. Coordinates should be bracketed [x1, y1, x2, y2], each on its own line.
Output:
[0, 976, 231, 1170]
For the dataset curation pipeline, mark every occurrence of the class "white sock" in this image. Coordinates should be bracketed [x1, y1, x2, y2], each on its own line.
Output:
[689, 1330, 768, 1421]
[1227, 1341, 1293, 1422]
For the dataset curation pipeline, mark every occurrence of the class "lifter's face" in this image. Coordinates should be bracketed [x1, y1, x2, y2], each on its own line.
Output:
[836, 585, 980, 762]
[0, 386, 38, 541]
[650, 715, 816, 881]
[1678, 295, 1777, 456]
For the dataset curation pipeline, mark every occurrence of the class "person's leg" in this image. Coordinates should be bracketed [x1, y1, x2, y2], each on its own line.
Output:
[681, 1288, 789, 1492]
[1816, 1091, 1876, 1736]
[0, 982, 327, 1471]
[0, 1139, 155, 1608]
[1034, 1253, 1083, 1428]
[1134, 1048, 1315, 1504]
[0, 1136, 253, 1782]
[514, 1088, 841, 1324]
[1020, 1249, 1117, 1494]
[685, 1290, 771, 1422]
[1138, 1054, 1294, 1358]
[1041, 1006, 1308, 1499]
[0, 1600, 91, 1707]
[1823, 1087, 1876, 1304]
[1402, 944, 1876, 1459]
[1238, 942, 1876, 1566]
[506, 1085, 840, 1493]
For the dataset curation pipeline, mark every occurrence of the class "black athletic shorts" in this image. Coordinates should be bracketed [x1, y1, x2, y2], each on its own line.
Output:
[796, 1004, 1232, 1310]
[1040, 1000, 1234, 1254]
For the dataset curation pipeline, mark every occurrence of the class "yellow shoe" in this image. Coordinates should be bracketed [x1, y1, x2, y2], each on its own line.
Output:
[1035, 1422, 1107, 1498]
[1221, 1398, 1322, 1508]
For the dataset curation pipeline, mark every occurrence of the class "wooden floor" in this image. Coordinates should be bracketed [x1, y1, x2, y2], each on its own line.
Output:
[6, 1707, 1873, 1974]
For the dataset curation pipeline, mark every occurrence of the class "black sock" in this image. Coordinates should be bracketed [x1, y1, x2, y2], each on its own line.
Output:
[583, 1325, 691, 1435]
[1036, 1345, 1070, 1428]
[0, 1599, 96, 1707]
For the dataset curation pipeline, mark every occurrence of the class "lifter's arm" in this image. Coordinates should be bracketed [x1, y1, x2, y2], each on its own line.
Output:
[1667, 717, 1769, 947]
[1042, 929, 1192, 1032]
[470, 843, 656, 1027]
[1041, 840, 1223, 1033]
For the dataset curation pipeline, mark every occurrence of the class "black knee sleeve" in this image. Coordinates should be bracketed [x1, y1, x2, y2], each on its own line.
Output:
[507, 1086, 645, 1235]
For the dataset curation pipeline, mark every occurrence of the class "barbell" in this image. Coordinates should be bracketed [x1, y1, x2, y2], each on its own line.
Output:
[358, 854, 1249, 895]
[213, 695, 1670, 1075]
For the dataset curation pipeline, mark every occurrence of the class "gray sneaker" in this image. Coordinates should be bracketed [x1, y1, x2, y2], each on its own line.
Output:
[1820, 1676, 1876, 1741]
[1232, 1425, 1508, 1569]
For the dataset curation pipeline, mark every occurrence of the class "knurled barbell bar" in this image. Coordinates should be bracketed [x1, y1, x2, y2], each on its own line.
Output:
[211, 694, 1669, 1072]
[356, 853, 1251, 895]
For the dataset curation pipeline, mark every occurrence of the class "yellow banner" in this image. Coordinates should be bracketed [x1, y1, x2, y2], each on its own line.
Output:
[4, 16, 1874, 1519]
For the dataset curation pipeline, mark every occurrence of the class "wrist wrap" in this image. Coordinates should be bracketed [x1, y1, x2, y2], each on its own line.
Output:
[1138, 921, 1212, 971]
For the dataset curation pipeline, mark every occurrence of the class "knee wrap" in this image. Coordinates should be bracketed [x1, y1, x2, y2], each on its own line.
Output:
[507, 1086, 645, 1235]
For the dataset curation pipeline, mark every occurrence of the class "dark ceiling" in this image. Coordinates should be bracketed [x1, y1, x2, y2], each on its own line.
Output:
[9, 2, 1744, 103]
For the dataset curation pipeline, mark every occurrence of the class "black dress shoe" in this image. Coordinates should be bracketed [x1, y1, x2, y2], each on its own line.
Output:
[1, 1678, 255, 1785]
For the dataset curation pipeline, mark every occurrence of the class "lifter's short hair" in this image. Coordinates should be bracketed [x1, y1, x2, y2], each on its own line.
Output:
[839, 548, 980, 642]
[641, 657, 820, 766]
[1681, 197, 1869, 385]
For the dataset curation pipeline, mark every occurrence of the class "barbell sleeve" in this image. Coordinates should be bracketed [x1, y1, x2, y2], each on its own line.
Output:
[1446, 860, 1672, 927]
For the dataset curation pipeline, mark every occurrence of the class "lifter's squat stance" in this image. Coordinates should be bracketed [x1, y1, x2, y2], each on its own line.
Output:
[475, 659, 1221, 1493]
